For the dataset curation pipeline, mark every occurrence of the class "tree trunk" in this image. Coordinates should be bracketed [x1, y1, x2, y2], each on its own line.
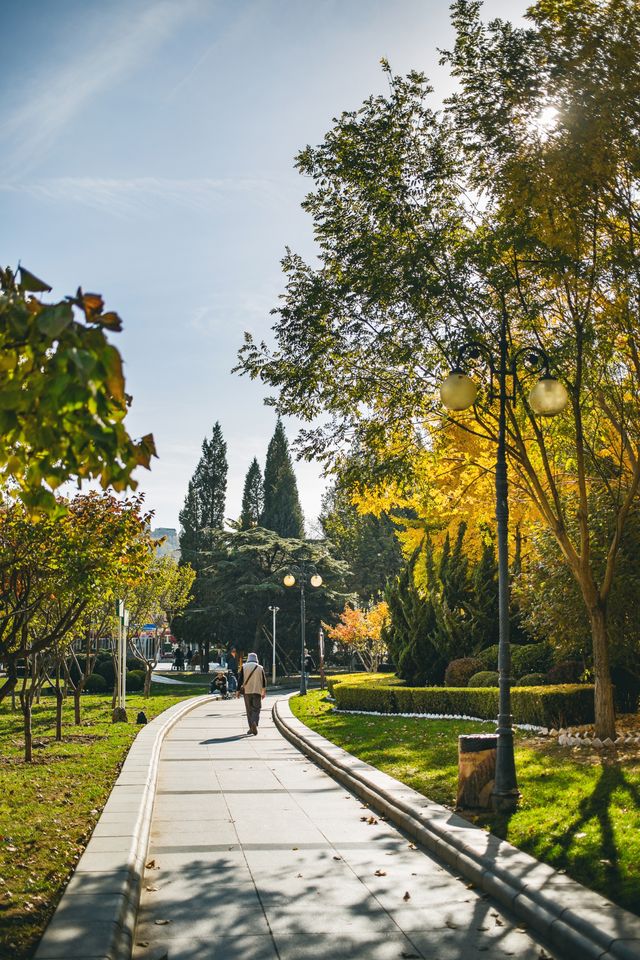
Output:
[144, 664, 153, 697]
[55, 689, 63, 741]
[74, 685, 82, 725]
[20, 692, 33, 763]
[590, 603, 616, 740]
[203, 640, 210, 674]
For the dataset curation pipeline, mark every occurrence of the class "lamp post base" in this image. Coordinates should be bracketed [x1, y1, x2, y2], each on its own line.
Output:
[491, 788, 520, 814]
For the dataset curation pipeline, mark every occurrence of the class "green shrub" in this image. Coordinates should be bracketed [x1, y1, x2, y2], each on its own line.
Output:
[477, 644, 500, 670]
[468, 671, 499, 687]
[333, 681, 594, 726]
[326, 672, 398, 697]
[546, 660, 584, 684]
[126, 670, 145, 691]
[611, 667, 640, 714]
[511, 643, 554, 677]
[444, 658, 483, 687]
[84, 673, 107, 693]
[96, 659, 115, 688]
[517, 673, 548, 686]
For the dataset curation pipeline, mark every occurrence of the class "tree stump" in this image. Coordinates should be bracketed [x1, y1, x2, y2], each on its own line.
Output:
[457, 733, 498, 809]
[112, 706, 128, 723]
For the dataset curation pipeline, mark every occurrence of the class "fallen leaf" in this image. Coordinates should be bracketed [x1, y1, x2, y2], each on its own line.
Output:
[403, 891, 411, 901]
[374, 869, 386, 876]
[332, 856, 341, 861]
[445, 920, 458, 929]
[145, 885, 158, 892]
[367, 816, 378, 825]
[136, 942, 149, 948]
[408, 843, 417, 850]
[145, 859, 156, 869]
[494, 917, 504, 926]
[154, 919, 171, 925]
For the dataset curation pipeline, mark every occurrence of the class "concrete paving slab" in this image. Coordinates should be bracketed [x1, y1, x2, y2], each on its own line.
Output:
[133, 935, 279, 960]
[133, 694, 562, 960]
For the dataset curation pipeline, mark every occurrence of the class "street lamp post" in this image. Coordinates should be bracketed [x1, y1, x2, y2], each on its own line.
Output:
[283, 566, 323, 695]
[268, 605, 279, 686]
[440, 312, 568, 813]
[113, 599, 130, 723]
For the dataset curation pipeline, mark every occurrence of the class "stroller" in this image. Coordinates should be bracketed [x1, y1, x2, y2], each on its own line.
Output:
[210, 671, 230, 699]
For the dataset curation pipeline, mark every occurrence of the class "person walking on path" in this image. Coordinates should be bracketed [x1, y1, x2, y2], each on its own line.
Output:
[237, 651, 266, 735]
[226, 645, 238, 681]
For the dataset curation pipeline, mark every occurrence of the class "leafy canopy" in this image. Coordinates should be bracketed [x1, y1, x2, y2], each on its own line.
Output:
[0, 267, 156, 513]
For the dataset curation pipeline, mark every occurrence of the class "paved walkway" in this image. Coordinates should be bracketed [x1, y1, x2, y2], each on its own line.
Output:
[133, 694, 558, 960]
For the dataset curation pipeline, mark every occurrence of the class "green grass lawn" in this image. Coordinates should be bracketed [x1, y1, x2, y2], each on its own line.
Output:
[291, 690, 640, 916]
[0, 683, 208, 960]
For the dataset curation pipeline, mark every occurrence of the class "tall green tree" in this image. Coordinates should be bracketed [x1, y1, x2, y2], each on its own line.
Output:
[177, 422, 228, 665]
[179, 421, 228, 563]
[261, 420, 304, 538]
[320, 481, 403, 601]
[237, 2, 640, 738]
[239, 457, 264, 529]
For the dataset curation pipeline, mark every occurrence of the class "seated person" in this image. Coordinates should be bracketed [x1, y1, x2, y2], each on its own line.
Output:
[210, 672, 228, 697]
[226, 671, 238, 694]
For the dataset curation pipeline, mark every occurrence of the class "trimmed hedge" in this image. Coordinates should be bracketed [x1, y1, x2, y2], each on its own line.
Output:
[546, 660, 584, 684]
[326, 673, 399, 697]
[518, 673, 548, 687]
[468, 670, 499, 687]
[84, 673, 107, 693]
[444, 658, 483, 687]
[477, 644, 500, 670]
[511, 643, 554, 678]
[332, 681, 594, 727]
[126, 670, 145, 691]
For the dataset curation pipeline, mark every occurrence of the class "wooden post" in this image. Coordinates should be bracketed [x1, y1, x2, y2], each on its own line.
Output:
[457, 734, 498, 810]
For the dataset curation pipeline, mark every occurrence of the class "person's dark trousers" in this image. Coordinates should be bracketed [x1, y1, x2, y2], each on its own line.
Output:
[243, 693, 262, 733]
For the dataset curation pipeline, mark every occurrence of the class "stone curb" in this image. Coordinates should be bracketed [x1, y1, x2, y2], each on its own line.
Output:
[34, 695, 211, 960]
[273, 697, 640, 960]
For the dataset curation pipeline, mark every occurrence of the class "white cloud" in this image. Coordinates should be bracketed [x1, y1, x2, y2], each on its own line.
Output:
[0, 175, 291, 218]
[0, 0, 203, 176]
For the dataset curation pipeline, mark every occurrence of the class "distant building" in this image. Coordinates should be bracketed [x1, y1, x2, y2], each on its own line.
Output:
[152, 527, 180, 561]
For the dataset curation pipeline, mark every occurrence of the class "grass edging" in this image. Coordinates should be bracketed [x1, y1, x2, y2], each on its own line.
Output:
[273, 696, 640, 960]
[33, 694, 211, 960]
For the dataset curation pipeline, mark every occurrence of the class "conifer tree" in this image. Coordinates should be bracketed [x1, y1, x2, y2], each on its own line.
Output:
[194, 422, 227, 529]
[261, 420, 304, 539]
[239, 458, 264, 530]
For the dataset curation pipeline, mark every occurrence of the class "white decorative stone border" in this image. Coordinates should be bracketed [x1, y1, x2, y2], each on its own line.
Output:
[274, 696, 640, 960]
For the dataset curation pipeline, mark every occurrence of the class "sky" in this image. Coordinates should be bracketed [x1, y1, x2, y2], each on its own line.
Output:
[0, 0, 528, 532]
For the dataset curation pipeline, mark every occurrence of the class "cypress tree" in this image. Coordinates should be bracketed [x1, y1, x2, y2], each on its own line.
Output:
[261, 420, 304, 538]
[179, 422, 227, 562]
[239, 458, 264, 529]
[194, 422, 227, 529]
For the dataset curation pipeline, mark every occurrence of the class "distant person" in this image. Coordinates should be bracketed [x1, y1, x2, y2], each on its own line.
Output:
[304, 651, 316, 673]
[237, 652, 266, 736]
[227, 646, 238, 680]
[210, 672, 228, 698]
[185, 648, 193, 666]
[173, 647, 184, 671]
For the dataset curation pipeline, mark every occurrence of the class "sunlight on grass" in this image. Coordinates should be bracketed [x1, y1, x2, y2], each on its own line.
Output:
[0, 686, 208, 958]
[291, 690, 640, 915]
